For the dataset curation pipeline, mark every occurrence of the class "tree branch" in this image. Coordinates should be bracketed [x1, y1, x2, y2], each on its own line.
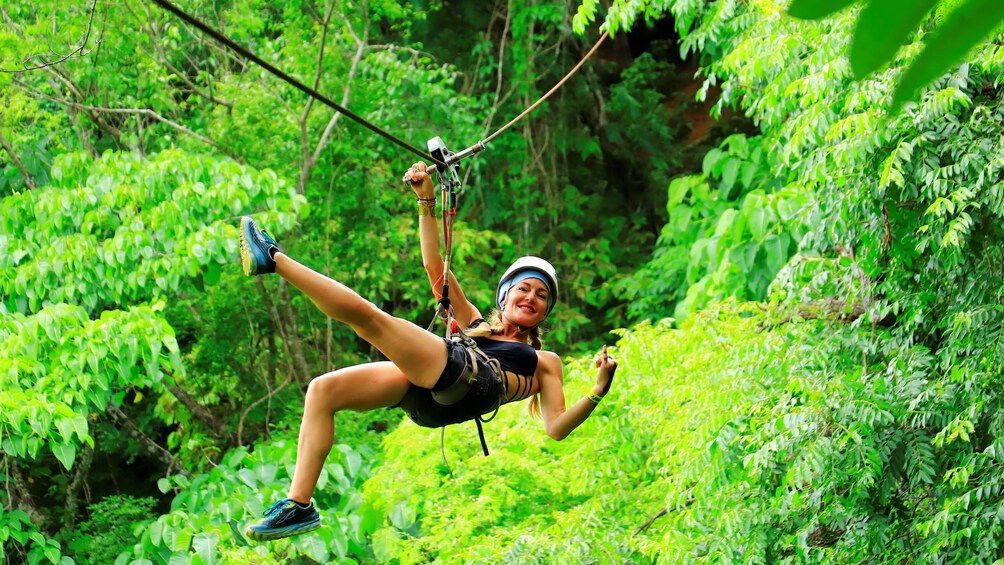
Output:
[0, 112, 37, 190]
[0, 0, 99, 73]
[128, 1, 234, 110]
[14, 82, 217, 148]
[300, 0, 336, 129]
[38, 70, 124, 142]
[634, 507, 667, 536]
[106, 405, 190, 478]
[756, 298, 878, 333]
[163, 380, 233, 442]
[298, 0, 337, 194]
[256, 277, 312, 387]
[477, 0, 513, 138]
[299, 6, 370, 193]
[238, 373, 293, 445]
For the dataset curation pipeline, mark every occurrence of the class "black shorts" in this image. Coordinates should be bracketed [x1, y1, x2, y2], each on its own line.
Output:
[393, 339, 503, 428]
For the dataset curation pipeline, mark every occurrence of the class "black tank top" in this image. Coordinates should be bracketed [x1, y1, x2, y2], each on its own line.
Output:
[472, 336, 539, 376]
[467, 319, 539, 403]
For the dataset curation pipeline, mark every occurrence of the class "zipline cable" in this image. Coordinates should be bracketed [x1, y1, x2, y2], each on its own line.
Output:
[483, 30, 608, 145]
[151, 0, 608, 174]
[422, 30, 609, 177]
[149, 0, 447, 169]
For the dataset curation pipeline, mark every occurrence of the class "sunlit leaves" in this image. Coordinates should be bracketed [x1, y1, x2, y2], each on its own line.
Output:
[0, 148, 303, 560]
[620, 134, 809, 321]
[892, 0, 1004, 109]
[786, 0, 857, 20]
[1, 149, 302, 314]
[114, 440, 374, 563]
[0, 303, 181, 468]
[785, 0, 1004, 110]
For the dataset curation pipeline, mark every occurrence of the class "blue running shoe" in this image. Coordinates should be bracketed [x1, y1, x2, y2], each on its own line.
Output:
[246, 498, 321, 541]
[239, 216, 279, 275]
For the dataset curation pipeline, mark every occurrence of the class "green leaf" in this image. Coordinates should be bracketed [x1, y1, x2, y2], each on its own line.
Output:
[702, 148, 725, 176]
[749, 207, 768, 241]
[720, 158, 741, 200]
[787, 0, 858, 20]
[850, 0, 940, 78]
[192, 532, 219, 563]
[71, 414, 88, 440]
[202, 261, 221, 286]
[763, 234, 789, 274]
[171, 528, 194, 553]
[52, 443, 76, 470]
[149, 521, 162, 546]
[237, 468, 257, 489]
[43, 544, 61, 564]
[892, 0, 1004, 110]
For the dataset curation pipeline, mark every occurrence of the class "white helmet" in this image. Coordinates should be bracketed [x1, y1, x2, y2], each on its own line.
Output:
[496, 256, 558, 315]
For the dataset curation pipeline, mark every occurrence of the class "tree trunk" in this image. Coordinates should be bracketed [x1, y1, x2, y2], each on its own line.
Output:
[63, 441, 95, 530]
[6, 462, 47, 531]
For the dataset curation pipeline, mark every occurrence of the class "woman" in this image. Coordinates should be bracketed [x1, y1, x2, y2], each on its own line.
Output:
[242, 162, 617, 541]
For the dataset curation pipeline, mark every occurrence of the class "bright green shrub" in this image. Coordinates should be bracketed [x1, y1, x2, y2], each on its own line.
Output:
[66, 495, 158, 564]
[113, 440, 375, 564]
[621, 134, 812, 322]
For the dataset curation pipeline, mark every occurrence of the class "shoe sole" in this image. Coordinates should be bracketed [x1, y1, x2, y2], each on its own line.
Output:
[245, 518, 321, 541]
[239, 216, 263, 276]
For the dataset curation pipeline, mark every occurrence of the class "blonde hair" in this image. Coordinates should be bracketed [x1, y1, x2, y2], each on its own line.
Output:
[466, 309, 544, 418]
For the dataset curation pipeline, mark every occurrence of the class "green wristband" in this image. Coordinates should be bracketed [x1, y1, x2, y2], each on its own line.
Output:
[587, 392, 603, 404]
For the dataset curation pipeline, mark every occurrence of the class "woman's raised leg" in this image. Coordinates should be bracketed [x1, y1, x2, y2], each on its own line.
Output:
[240, 215, 447, 388]
[288, 362, 411, 504]
[273, 252, 447, 389]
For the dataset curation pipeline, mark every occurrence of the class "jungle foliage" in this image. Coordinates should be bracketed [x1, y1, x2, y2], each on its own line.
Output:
[1, 0, 706, 562]
[6, 0, 1004, 563]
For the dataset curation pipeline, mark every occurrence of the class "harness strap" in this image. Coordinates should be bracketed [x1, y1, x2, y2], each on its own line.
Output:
[432, 335, 507, 460]
[440, 427, 451, 475]
[475, 419, 489, 456]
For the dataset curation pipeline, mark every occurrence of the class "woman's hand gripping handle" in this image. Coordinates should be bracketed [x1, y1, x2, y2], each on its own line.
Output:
[403, 162, 435, 200]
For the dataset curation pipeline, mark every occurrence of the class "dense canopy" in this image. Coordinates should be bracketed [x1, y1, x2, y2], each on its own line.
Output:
[4, 0, 1004, 563]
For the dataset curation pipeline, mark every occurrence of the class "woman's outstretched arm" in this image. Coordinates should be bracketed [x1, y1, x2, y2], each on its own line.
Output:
[404, 162, 482, 328]
[537, 348, 617, 440]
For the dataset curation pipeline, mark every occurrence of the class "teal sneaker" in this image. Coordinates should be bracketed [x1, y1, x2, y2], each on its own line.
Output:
[246, 498, 321, 541]
[239, 216, 279, 275]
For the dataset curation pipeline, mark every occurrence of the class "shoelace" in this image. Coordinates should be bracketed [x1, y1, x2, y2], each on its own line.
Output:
[263, 499, 290, 517]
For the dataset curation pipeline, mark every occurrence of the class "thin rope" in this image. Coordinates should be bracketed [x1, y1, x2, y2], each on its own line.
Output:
[482, 30, 608, 145]
[150, 0, 447, 169]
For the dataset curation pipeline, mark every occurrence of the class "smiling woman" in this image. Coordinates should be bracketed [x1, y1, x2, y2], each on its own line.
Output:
[236, 162, 618, 542]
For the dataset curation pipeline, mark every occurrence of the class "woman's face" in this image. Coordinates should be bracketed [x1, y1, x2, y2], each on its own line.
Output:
[504, 277, 550, 327]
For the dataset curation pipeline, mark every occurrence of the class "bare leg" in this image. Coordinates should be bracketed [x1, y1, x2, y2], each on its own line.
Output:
[274, 252, 447, 388]
[288, 362, 410, 503]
